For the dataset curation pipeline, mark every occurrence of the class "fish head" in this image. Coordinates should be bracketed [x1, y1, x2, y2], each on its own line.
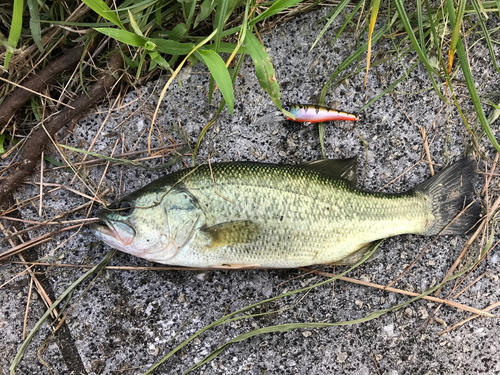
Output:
[92, 187, 206, 263]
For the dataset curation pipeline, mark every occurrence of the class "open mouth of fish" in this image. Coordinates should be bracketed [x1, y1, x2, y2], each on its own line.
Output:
[91, 215, 136, 247]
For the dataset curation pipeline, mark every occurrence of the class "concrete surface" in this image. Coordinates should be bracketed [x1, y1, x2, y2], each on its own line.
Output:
[1, 6, 500, 375]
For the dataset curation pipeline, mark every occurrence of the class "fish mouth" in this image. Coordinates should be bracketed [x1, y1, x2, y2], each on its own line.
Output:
[91, 215, 136, 247]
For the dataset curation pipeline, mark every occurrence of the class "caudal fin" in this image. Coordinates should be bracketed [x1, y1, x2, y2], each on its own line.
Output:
[416, 158, 481, 236]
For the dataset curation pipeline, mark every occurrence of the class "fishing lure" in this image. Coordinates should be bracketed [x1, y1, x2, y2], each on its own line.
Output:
[284, 105, 359, 123]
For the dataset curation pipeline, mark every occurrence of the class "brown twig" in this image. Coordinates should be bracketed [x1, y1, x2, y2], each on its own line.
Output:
[0, 221, 58, 319]
[0, 45, 84, 130]
[301, 269, 495, 318]
[0, 50, 123, 203]
[481, 152, 499, 194]
[387, 200, 477, 288]
[439, 301, 500, 335]
[23, 278, 33, 340]
[420, 126, 434, 176]
[434, 195, 500, 296]
[0, 223, 86, 261]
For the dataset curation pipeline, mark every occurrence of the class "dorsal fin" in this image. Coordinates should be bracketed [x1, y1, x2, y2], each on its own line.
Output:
[300, 158, 357, 187]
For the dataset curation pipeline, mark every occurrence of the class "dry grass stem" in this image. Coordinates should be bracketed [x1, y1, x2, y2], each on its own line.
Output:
[436, 194, 500, 296]
[23, 278, 33, 340]
[439, 300, 500, 335]
[303, 269, 495, 318]
[70, 94, 121, 185]
[377, 160, 421, 191]
[0, 223, 85, 262]
[420, 126, 435, 176]
[25, 182, 106, 204]
[208, 159, 234, 204]
[482, 152, 499, 194]
[38, 151, 44, 217]
[0, 222, 58, 317]
[387, 200, 477, 288]
[452, 270, 488, 299]
[0, 76, 75, 109]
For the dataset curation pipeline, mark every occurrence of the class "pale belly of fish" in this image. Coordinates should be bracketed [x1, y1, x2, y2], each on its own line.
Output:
[92, 158, 480, 268]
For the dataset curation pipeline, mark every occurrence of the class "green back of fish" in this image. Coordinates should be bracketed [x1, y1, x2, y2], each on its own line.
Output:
[149, 162, 431, 268]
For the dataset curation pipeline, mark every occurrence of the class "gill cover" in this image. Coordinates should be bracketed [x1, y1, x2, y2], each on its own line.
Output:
[145, 188, 206, 262]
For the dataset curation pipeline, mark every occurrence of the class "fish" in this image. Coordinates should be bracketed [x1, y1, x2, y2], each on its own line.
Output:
[91, 158, 481, 269]
[285, 105, 359, 123]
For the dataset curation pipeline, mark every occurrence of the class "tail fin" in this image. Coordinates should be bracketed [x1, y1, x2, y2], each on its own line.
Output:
[416, 158, 481, 236]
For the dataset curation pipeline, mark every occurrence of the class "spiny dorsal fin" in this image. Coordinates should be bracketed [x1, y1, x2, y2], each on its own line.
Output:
[203, 220, 260, 248]
[300, 158, 357, 187]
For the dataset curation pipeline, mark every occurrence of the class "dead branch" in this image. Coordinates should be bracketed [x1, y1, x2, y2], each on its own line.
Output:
[0, 45, 84, 129]
[0, 51, 123, 203]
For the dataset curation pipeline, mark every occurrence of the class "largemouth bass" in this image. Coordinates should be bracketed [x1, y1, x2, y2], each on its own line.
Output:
[92, 158, 480, 268]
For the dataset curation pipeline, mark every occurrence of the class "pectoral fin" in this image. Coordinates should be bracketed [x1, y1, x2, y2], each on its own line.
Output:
[329, 242, 379, 265]
[202, 220, 260, 248]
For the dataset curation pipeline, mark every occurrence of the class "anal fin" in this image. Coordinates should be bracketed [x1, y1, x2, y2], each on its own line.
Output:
[329, 242, 379, 265]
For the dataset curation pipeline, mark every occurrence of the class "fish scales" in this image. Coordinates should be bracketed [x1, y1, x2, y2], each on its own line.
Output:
[171, 163, 430, 267]
[92, 159, 474, 269]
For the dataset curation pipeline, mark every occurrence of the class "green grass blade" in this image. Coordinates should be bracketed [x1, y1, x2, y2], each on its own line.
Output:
[219, 0, 304, 42]
[448, 0, 500, 152]
[317, 22, 389, 157]
[59, 144, 186, 171]
[448, 0, 466, 72]
[82, 0, 125, 29]
[10, 250, 117, 375]
[249, 0, 303, 26]
[145, 242, 384, 374]
[151, 38, 195, 54]
[424, 0, 445, 70]
[94, 27, 146, 47]
[320, 24, 389, 104]
[244, 30, 286, 113]
[208, 0, 229, 104]
[364, 0, 382, 87]
[127, 9, 144, 36]
[394, 0, 446, 101]
[191, 52, 246, 165]
[0, 134, 5, 154]
[183, 0, 197, 31]
[195, 50, 234, 115]
[359, 58, 420, 112]
[149, 51, 171, 70]
[330, 0, 364, 47]
[117, 0, 159, 11]
[472, 0, 500, 76]
[27, 0, 43, 52]
[194, 0, 217, 29]
[310, 0, 351, 51]
[169, 22, 188, 40]
[4, 0, 24, 70]
[186, 260, 481, 374]
[203, 43, 247, 53]
[416, 0, 425, 51]
[393, 0, 439, 77]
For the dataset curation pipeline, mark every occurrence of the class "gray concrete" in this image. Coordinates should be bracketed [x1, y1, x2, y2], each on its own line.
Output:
[2, 7, 500, 375]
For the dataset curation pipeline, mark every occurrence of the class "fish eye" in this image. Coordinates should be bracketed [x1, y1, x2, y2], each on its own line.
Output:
[284, 105, 290, 112]
[118, 201, 134, 216]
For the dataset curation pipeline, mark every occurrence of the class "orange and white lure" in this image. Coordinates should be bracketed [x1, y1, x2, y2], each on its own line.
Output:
[285, 105, 359, 123]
